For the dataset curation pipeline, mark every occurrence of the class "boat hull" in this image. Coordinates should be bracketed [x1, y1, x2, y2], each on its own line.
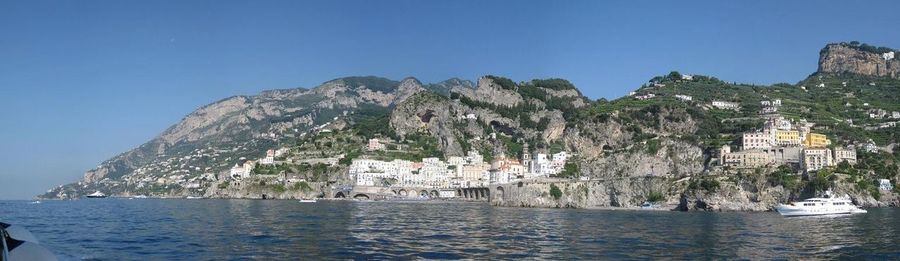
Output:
[776, 205, 866, 217]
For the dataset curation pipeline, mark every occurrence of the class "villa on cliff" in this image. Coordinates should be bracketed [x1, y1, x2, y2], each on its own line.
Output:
[719, 115, 855, 173]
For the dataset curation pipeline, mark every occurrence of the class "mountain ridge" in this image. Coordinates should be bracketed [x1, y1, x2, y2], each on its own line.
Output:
[41, 43, 900, 211]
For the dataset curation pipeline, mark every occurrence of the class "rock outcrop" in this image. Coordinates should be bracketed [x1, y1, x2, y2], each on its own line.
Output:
[491, 177, 679, 209]
[389, 92, 467, 156]
[451, 76, 524, 107]
[818, 43, 899, 78]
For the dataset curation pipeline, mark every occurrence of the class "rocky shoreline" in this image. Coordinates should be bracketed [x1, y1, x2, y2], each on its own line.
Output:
[490, 176, 900, 211]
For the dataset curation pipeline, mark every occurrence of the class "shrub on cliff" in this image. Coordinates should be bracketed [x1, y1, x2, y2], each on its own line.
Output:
[549, 184, 562, 200]
[689, 178, 720, 193]
[646, 191, 664, 202]
[767, 165, 800, 191]
[292, 181, 312, 192]
[557, 162, 580, 178]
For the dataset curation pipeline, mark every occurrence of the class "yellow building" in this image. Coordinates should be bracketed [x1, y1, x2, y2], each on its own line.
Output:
[803, 133, 831, 148]
[775, 130, 801, 146]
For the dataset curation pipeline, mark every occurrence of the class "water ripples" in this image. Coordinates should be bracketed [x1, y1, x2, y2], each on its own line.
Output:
[1, 200, 899, 260]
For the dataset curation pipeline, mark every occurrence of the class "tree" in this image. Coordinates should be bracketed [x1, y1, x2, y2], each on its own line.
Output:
[808, 170, 834, 193]
[558, 162, 580, 178]
[668, 71, 682, 80]
[549, 184, 562, 200]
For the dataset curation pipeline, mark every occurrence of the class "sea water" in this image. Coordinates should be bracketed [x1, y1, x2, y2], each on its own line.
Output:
[1, 199, 898, 260]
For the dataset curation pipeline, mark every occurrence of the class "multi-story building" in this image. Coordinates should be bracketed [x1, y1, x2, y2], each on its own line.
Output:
[460, 163, 490, 187]
[674, 94, 693, 101]
[833, 148, 857, 165]
[775, 130, 801, 146]
[802, 148, 833, 172]
[742, 132, 773, 150]
[763, 147, 802, 165]
[367, 138, 386, 151]
[766, 116, 793, 131]
[802, 133, 831, 148]
[260, 149, 275, 165]
[722, 149, 772, 168]
[711, 101, 740, 110]
[229, 163, 247, 179]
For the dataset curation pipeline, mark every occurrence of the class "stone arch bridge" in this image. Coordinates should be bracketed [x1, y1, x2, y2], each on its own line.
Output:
[331, 186, 491, 201]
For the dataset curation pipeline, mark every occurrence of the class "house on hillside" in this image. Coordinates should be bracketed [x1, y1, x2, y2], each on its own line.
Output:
[635, 93, 655, 100]
[869, 109, 888, 119]
[879, 179, 894, 191]
[711, 101, 740, 110]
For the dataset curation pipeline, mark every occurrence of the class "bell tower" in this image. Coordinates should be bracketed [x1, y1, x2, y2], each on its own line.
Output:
[522, 142, 531, 169]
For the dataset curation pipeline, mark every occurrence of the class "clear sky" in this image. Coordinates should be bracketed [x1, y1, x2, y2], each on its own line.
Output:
[1, 0, 899, 199]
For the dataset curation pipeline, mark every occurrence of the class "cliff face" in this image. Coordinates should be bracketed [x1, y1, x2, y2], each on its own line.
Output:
[55, 76, 473, 198]
[818, 43, 899, 78]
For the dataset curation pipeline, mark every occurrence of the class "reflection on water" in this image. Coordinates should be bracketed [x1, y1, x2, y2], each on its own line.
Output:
[1, 200, 898, 260]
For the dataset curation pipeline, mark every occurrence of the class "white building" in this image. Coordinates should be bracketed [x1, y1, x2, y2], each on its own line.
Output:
[490, 157, 527, 184]
[833, 148, 857, 165]
[260, 149, 275, 165]
[802, 148, 833, 172]
[711, 101, 740, 110]
[864, 142, 878, 153]
[879, 179, 894, 191]
[229, 164, 246, 179]
[635, 93, 655, 100]
[681, 74, 694, 81]
[230, 160, 255, 179]
[883, 51, 895, 61]
[674, 94, 693, 101]
[742, 131, 773, 150]
[367, 138, 386, 151]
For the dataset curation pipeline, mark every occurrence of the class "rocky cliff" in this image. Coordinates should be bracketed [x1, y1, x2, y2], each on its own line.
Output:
[818, 43, 899, 78]
[42, 43, 900, 212]
[46, 76, 470, 199]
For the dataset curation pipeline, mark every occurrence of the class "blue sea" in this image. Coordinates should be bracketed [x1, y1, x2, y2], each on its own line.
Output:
[1, 199, 898, 260]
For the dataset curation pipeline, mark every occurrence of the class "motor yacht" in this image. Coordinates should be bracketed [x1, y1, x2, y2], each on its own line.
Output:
[85, 191, 107, 198]
[776, 192, 867, 217]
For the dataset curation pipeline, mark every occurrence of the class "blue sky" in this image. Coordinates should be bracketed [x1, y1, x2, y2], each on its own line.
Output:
[1, 0, 899, 199]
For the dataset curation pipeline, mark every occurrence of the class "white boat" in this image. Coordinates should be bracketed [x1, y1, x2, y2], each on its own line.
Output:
[776, 192, 867, 217]
[1, 221, 57, 261]
[132, 195, 148, 199]
[298, 199, 317, 203]
[85, 191, 107, 198]
[640, 202, 658, 209]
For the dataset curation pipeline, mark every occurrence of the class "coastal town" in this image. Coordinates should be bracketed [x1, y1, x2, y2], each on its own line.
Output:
[221, 135, 572, 199]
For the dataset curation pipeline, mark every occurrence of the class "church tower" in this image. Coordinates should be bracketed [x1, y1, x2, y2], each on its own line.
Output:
[522, 142, 531, 170]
